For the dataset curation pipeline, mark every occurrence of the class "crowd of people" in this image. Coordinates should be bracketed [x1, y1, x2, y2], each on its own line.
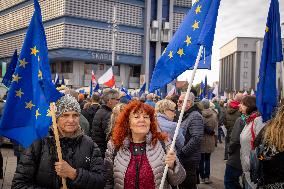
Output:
[0, 87, 284, 189]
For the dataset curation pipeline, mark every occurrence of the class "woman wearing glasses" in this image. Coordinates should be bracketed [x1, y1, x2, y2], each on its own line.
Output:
[155, 99, 185, 153]
[104, 100, 186, 189]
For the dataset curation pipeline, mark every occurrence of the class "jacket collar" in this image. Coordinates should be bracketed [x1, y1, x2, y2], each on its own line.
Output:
[122, 132, 153, 148]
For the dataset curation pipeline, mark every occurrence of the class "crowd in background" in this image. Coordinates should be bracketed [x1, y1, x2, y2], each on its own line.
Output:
[0, 87, 283, 189]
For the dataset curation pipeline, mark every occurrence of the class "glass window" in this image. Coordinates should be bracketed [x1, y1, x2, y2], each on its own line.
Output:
[244, 61, 248, 68]
[244, 44, 248, 48]
[129, 65, 141, 77]
[61, 61, 73, 73]
[244, 52, 248, 59]
[51, 63, 56, 73]
[244, 72, 248, 79]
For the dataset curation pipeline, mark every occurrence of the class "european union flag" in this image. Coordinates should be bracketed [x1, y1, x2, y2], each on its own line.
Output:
[120, 87, 132, 100]
[2, 50, 18, 88]
[139, 83, 146, 97]
[149, 0, 220, 92]
[0, 0, 63, 148]
[256, 0, 283, 122]
[199, 81, 204, 100]
[203, 75, 207, 98]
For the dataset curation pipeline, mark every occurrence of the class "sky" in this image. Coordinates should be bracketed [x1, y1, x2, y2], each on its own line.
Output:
[178, 0, 284, 86]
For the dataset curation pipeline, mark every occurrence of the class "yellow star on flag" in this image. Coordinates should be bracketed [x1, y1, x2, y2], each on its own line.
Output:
[265, 26, 269, 33]
[168, 51, 173, 59]
[192, 20, 200, 31]
[38, 70, 43, 79]
[25, 100, 35, 110]
[15, 88, 24, 98]
[184, 35, 192, 46]
[19, 58, 28, 68]
[195, 5, 202, 14]
[177, 48, 185, 57]
[35, 108, 41, 119]
[12, 74, 21, 83]
[31, 46, 39, 56]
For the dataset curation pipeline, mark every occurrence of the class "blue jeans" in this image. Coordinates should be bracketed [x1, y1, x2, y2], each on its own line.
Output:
[199, 153, 211, 179]
[224, 164, 242, 189]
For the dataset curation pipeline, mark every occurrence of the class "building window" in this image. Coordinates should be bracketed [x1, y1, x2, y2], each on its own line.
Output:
[51, 63, 56, 73]
[113, 65, 120, 76]
[243, 82, 248, 90]
[244, 44, 248, 48]
[99, 64, 104, 71]
[244, 61, 248, 68]
[244, 71, 248, 79]
[61, 61, 73, 73]
[129, 65, 141, 77]
[244, 52, 248, 59]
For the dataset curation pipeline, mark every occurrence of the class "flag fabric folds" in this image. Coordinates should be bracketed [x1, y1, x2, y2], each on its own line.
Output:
[203, 75, 207, 98]
[256, 0, 283, 122]
[199, 81, 204, 100]
[149, 0, 220, 92]
[0, 0, 63, 148]
[54, 73, 59, 86]
[98, 67, 115, 88]
[139, 83, 146, 97]
[2, 50, 18, 88]
[61, 74, 65, 85]
[120, 87, 132, 100]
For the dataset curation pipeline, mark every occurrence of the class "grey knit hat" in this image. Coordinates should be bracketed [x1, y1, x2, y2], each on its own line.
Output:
[55, 94, 81, 118]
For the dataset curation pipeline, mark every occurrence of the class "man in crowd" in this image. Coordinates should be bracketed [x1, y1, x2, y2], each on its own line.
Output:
[91, 89, 119, 157]
[178, 92, 204, 189]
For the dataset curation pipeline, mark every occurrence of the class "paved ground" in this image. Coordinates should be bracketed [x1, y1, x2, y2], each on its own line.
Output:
[0, 142, 226, 189]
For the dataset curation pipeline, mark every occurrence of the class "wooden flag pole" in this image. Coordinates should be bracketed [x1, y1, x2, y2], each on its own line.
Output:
[50, 103, 68, 189]
[159, 45, 204, 189]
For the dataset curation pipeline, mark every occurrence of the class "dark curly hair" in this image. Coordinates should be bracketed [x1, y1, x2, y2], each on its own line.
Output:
[112, 100, 168, 149]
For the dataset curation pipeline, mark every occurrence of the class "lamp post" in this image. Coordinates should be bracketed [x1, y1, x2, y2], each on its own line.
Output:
[108, 6, 118, 67]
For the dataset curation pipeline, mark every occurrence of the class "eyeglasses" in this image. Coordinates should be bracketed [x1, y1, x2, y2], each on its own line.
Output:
[167, 109, 176, 112]
[111, 98, 120, 101]
[178, 100, 190, 104]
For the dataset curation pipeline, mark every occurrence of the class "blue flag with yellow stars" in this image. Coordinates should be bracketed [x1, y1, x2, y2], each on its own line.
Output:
[149, 0, 220, 92]
[2, 50, 18, 88]
[0, 0, 63, 148]
[256, 0, 283, 122]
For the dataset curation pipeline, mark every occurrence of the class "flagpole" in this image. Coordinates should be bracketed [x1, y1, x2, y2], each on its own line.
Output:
[159, 45, 204, 189]
[111, 6, 117, 67]
[50, 103, 68, 189]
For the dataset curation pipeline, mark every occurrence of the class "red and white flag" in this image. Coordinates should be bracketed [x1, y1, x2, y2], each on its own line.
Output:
[98, 67, 115, 88]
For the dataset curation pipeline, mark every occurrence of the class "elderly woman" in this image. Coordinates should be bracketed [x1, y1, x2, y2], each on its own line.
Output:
[105, 100, 186, 189]
[12, 94, 105, 189]
[240, 96, 265, 189]
[155, 99, 185, 152]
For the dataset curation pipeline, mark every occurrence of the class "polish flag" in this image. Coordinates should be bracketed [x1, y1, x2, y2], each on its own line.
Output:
[98, 67, 115, 88]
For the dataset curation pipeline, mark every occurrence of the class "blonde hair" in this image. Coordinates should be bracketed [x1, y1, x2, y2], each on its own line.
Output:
[107, 103, 125, 139]
[264, 105, 284, 152]
[155, 99, 176, 114]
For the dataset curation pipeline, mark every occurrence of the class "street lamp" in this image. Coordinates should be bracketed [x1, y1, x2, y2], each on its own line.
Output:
[108, 6, 118, 67]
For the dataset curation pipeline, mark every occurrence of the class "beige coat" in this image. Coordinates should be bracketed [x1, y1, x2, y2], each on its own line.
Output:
[200, 108, 218, 153]
[104, 134, 186, 189]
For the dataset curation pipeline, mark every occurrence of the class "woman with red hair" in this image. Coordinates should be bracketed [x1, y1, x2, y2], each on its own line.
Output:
[104, 100, 185, 189]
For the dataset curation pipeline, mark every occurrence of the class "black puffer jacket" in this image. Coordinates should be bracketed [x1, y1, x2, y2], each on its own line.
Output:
[179, 105, 204, 166]
[12, 132, 105, 189]
[91, 105, 112, 157]
[82, 103, 100, 127]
